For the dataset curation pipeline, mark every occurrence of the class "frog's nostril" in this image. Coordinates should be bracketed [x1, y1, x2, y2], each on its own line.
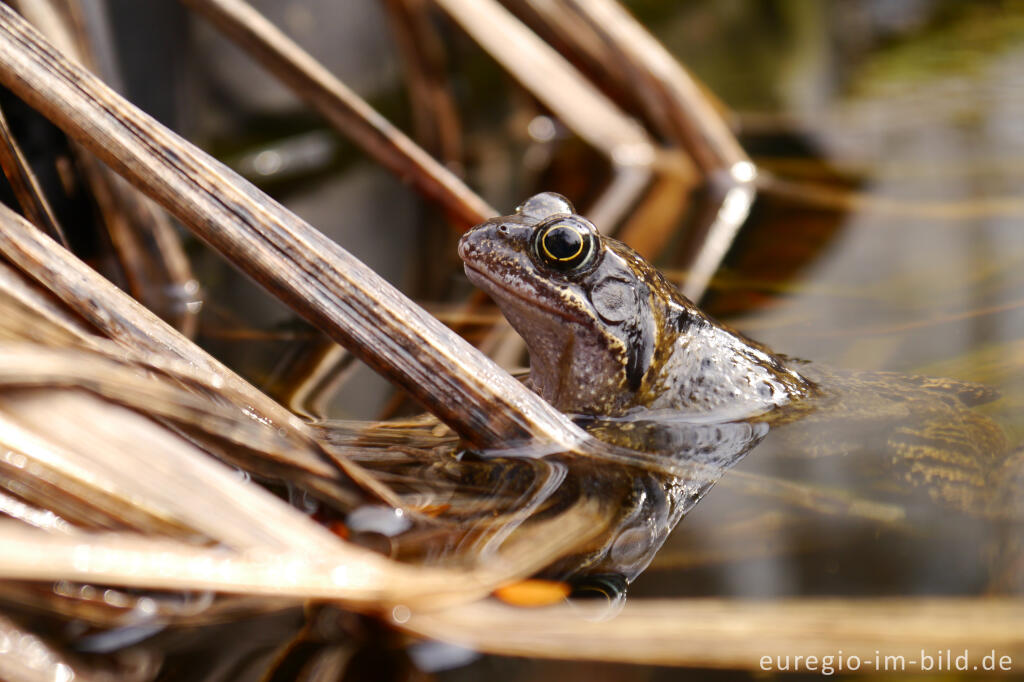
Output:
[457, 233, 475, 260]
[498, 224, 509, 234]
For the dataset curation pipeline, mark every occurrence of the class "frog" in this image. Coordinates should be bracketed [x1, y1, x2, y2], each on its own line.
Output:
[343, 194, 1021, 598]
[458, 192, 811, 420]
[458, 193, 1017, 522]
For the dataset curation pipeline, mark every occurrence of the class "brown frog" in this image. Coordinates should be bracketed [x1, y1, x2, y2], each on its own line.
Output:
[459, 192, 810, 420]
[459, 193, 1019, 519]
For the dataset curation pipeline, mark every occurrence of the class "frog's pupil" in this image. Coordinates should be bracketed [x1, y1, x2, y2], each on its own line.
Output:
[543, 225, 583, 261]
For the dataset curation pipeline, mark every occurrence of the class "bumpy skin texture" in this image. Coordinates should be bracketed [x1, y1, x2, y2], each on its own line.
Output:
[460, 194, 1018, 520]
[459, 192, 811, 418]
[770, 365, 1011, 518]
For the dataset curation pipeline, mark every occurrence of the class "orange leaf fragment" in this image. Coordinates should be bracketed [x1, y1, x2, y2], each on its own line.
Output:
[493, 579, 570, 607]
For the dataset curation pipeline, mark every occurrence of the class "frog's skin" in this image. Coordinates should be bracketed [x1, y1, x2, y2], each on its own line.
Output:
[764, 365, 1011, 517]
[459, 192, 811, 418]
[459, 193, 1016, 520]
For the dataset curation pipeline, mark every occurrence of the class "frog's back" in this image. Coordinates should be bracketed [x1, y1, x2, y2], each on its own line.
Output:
[766, 364, 1011, 518]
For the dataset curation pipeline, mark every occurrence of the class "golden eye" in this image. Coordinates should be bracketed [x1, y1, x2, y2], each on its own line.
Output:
[541, 224, 584, 262]
[531, 217, 598, 273]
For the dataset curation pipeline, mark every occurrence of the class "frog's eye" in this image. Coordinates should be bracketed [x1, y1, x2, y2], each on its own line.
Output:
[532, 217, 599, 274]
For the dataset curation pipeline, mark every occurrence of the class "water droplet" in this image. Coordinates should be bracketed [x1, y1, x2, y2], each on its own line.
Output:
[391, 604, 411, 624]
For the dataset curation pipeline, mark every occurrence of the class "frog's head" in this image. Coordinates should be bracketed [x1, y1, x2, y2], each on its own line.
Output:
[459, 193, 694, 415]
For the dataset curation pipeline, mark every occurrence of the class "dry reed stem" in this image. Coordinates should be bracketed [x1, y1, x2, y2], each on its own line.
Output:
[0, 102, 66, 245]
[16, 0, 200, 334]
[0, 4, 589, 452]
[402, 597, 1024, 667]
[181, 0, 495, 228]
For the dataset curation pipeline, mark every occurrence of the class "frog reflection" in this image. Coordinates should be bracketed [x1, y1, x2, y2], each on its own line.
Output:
[348, 416, 767, 604]
[537, 419, 769, 590]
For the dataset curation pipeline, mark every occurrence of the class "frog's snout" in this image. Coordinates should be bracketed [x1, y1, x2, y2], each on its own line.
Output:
[458, 220, 508, 263]
[456, 224, 483, 263]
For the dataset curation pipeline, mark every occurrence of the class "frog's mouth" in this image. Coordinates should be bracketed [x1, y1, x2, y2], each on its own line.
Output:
[463, 263, 585, 325]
